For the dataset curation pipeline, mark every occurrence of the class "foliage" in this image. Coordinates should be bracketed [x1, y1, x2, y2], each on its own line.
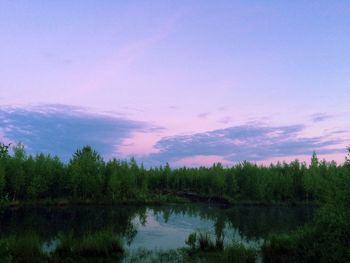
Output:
[185, 232, 197, 250]
[222, 243, 257, 263]
[263, 165, 350, 263]
[0, 142, 349, 207]
[0, 142, 349, 262]
[125, 248, 191, 263]
[0, 233, 46, 263]
[54, 230, 124, 259]
[185, 231, 223, 252]
[68, 146, 105, 200]
[198, 232, 216, 251]
[184, 231, 257, 262]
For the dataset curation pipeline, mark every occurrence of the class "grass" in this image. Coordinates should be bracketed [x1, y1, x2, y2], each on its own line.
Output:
[184, 231, 257, 263]
[125, 245, 258, 263]
[198, 232, 215, 250]
[0, 230, 257, 263]
[54, 230, 124, 260]
[0, 233, 46, 263]
[0, 231, 124, 262]
[185, 231, 218, 251]
[221, 243, 257, 263]
[125, 248, 191, 263]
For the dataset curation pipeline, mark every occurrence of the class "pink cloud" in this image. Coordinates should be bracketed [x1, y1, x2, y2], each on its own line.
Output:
[172, 155, 233, 167]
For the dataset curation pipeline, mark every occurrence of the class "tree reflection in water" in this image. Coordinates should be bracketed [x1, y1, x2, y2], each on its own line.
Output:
[0, 204, 313, 251]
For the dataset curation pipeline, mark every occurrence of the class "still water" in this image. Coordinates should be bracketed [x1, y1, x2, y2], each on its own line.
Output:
[0, 204, 314, 251]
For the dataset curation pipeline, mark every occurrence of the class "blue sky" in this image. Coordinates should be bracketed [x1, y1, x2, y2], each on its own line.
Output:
[0, 1, 349, 165]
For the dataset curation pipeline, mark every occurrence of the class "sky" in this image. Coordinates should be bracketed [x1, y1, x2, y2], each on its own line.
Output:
[0, 0, 349, 166]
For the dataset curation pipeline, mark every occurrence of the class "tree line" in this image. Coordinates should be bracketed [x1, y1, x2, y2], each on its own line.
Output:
[263, 147, 350, 263]
[0, 142, 349, 203]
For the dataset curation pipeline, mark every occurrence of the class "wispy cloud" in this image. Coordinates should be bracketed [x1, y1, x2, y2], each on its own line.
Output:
[147, 124, 344, 165]
[168, 106, 179, 110]
[310, 113, 334, 123]
[198, 112, 210, 119]
[75, 10, 185, 96]
[0, 104, 153, 161]
[218, 116, 233, 124]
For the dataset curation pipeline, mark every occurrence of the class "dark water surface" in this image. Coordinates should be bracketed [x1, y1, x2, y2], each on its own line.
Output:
[0, 204, 314, 251]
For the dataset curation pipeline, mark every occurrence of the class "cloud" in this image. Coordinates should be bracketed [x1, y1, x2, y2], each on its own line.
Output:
[218, 116, 232, 124]
[198, 112, 210, 119]
[147, 124, 344, 164]
[0, 104, 152, 161]
[168, 106, 179, 110]
[310, 113, 334, 123]
[0, 105, 345, 166]
[218, 106, 228, 111]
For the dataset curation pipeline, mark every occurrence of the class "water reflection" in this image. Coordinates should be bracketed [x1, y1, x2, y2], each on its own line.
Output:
[0, 204, 313, 251]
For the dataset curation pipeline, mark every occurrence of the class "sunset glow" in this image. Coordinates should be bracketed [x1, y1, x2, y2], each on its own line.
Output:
[0, 1, 349, 166]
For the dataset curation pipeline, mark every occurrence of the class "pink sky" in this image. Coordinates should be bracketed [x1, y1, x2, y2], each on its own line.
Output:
[0, 1, 349, 166]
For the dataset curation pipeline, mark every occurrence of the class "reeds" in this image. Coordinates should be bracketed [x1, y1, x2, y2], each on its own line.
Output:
[54, 230, 124, 259]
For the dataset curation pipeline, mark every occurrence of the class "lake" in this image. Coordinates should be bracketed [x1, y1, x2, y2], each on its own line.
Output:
[0, 204, 314, 253]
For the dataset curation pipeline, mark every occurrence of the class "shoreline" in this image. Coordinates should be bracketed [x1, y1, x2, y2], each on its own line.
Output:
[1, 194, 319, 209]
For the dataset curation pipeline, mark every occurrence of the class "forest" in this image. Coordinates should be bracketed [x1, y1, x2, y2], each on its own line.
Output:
[0, 142, 348, 205]
[0, 142, 349, 262]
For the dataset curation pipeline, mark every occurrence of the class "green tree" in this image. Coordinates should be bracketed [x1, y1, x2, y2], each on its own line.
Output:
[7, 143, 27, 199]
[0, 143, 10, 157]
[304, 152, 322, 201]
[28, 154, 63, 199]
[0, 165, 5, 198]
[290, 160, 305, 200]
[106, 159, 122, 200]
[68, 146, 105, 200]
[0, 143, 10, 197]
[346, 145, 350, 167]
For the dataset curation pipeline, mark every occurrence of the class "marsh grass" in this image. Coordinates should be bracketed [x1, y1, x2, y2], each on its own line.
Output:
[125, 245, 258, 263]
[125, 248, 190, 263]
[222, 243, 257, 263]
[54, 230, 124, 259]
[0, 230, 257, 263]
[186, 231, 224, 252]
[198, 232, 215, 251]
[184, 231, 257, 263]
[0, 233, 46, 263]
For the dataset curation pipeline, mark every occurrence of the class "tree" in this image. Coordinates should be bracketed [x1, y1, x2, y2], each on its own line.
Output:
[0, 143, 10, 197]
[310, 151, 319, 168]
[304, 152, 323, 201]
[68, 146, 105, 200]
[106, 159, 122, 200]
[0, 165, 5, 197]
[0, 143, 10, 158]
[7, 143, 27, 199]
[346, 146, 350, 166]
[28, 154, 63, 199]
